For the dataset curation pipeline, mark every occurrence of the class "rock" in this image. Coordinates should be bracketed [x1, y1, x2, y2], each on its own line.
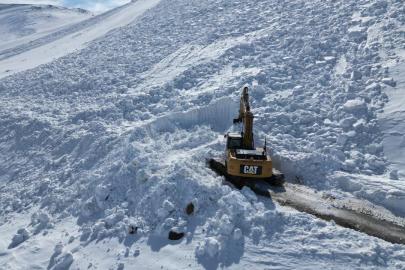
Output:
[353, 120, 365, 130]
[128, 224, 138, 234]
[168, 231, 184, 240]
[185, 202, 194, 215]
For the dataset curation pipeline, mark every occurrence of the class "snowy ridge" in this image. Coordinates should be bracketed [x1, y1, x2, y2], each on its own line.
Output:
[1, 0, 405, 268]
[0, 4, 92, 52]
[0, 0, 160, 78]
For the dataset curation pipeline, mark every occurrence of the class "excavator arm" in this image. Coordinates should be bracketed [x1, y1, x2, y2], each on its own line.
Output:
[233, 86, 254, 150]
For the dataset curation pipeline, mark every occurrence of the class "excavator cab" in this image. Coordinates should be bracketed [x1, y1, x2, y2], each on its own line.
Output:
[225, 133, 243, 150]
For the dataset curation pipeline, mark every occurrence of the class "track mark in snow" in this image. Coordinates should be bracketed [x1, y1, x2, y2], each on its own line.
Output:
[254, 182, 405, 245]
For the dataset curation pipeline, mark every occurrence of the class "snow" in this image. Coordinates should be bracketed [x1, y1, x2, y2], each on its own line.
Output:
[0, 0, 160, 79]
[1, 0, 405, 269]
[0, 4, 93, 51]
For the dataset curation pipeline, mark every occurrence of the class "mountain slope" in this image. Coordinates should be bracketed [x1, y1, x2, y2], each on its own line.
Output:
[0, 4, 93, 51]
[0, 0, 160, 79]
[0, 0, 405, 269]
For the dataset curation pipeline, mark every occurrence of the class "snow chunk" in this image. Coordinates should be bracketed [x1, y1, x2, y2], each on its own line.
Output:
[82, 198, 96, 217]
[163, 200, 175, 212]
[31, 212, 40, 224]
[54, 252, 74, 270]
[54, 242, 64, 253]
[343, 99, 367, 111]
[204, 237, 219, 257]
[344, 160, 357, 170]
[366, 156, 385, 170]
[381, 78, 396, 87]
[348, 26, 365, 38]
[157, 208, 169, 218]
[351, 70, 362, 80]
[219, 215, 234, 235]
[325, 147, 346, 161]
[39, 213, 51, 224]
[340, 117, 357, 128]
[241, 186, 258, 202]
[191, 198, 200, 213]
[387, 189, 405, 197]
[314, 138, 323, 149]
[136, 169, 150, 182]
[233, 228, 243, 240]
[366, 82, 381, 91]
[10, 228, 30, 248]
[390, 170, 399, 180]
[337, 134, 348, 145]
[324, 56, 335, 64]
[95, 185, 109, 209]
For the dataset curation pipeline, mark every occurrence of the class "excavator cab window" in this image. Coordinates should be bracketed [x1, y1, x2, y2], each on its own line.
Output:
[227, 137, 242, 149]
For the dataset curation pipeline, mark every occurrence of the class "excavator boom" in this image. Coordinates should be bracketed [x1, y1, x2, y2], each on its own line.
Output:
[233, 86, 254, 149]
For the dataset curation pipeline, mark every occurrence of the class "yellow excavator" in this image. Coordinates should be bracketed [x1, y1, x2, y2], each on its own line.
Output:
[210, 86, 284, 188]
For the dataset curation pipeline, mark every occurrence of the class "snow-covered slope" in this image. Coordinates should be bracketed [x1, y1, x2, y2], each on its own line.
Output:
[0, 4, 93, 51]
[0, 0, 160, 79]
[1, 0, 405, 269]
